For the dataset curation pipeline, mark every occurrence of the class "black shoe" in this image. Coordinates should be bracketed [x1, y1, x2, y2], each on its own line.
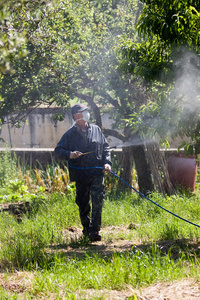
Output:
[89, 232, 101, 242]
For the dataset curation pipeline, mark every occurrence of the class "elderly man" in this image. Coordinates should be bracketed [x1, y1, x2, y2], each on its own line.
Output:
[54, 103, 111, 242]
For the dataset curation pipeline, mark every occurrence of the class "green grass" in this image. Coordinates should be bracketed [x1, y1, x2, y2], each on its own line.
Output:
[0, 153, 200, 298]
[0, 189, 199, 298]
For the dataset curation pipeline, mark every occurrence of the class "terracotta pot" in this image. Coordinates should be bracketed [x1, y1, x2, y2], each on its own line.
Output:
[167, 154, 197, 192]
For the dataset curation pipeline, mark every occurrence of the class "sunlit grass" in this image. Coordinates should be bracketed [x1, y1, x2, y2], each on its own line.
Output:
[0, 152, 200, 298]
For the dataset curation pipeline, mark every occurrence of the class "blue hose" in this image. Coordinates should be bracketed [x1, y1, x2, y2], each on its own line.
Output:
[68, 161, 200, 228]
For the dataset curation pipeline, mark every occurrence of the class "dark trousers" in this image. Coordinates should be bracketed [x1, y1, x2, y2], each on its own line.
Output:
[75, 175, 105, 233]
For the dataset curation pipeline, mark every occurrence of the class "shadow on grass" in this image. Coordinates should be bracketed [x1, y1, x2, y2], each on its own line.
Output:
[2, 225, 199, 271]
[46, 235, 200, 261]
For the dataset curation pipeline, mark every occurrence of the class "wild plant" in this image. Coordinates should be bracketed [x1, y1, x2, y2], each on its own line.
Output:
[0, 151, 18, 186]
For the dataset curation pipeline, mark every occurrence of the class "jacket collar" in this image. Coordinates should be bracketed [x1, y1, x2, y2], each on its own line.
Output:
[74, 122, 90, 132]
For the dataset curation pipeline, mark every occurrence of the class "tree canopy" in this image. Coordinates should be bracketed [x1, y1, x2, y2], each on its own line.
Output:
[0, 0, 144, 137]
[119, 0, 200, 154]
[120, 0, 200, 82]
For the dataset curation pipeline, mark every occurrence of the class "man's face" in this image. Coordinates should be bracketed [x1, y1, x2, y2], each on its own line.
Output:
[73, 109, 90, 125]
[73, 111, 83, 121]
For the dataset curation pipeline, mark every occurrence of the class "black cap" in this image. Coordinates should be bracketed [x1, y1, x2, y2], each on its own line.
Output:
[71, 103, 89, 115]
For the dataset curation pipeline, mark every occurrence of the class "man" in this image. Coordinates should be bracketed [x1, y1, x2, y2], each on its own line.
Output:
[54, 103, 111, 242]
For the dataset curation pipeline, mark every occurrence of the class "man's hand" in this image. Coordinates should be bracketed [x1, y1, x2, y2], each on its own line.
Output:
[104, 164, 111, 172]
[70, 151, 82, 159]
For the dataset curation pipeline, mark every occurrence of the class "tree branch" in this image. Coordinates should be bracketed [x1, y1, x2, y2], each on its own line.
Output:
[102, 128, 126, 142]
[102, 92, 120, 109]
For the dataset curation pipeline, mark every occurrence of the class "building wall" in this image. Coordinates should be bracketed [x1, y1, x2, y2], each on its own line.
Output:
[0, 108, 72, 149]
[0, 108, 119, 149]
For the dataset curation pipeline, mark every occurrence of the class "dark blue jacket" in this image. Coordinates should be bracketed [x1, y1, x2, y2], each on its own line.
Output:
[54, 123, 111, 181]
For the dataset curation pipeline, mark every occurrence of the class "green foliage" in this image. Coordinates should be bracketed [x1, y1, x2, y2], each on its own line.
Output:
[119, 38, 172, 82]
[0, 0, 79, 120]
[118, 0, 200, 154]
[0, 151, 48, 204]
[0, 0, 144, 135]
[138, 0, 200, 45]
[0, 158, 200, 296]
[0, 1, 28, 73]
[0, 151, 18, 186]
[120, 0, 200, 82]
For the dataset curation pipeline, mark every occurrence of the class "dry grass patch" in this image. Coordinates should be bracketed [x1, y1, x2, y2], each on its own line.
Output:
[0, 271, 34, 294]
[135, 278, 200, 300]
[1, 273, 199, 300]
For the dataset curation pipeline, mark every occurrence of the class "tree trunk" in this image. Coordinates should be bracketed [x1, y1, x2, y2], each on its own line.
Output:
[120, 146, 134, 190]
[132, 144, 154, 195]
[120, 144, 154, 195]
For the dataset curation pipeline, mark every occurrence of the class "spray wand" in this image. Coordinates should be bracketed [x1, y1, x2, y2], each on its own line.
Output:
[78, 151, 94, 156]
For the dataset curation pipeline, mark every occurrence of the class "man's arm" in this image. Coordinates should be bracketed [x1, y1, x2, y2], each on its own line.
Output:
[54, 133, 71, 161]
[102, 133, 112, 171]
